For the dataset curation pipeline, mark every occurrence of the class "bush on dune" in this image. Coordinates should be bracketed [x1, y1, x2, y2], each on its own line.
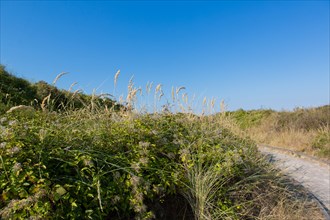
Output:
[0, 66, 323, 219]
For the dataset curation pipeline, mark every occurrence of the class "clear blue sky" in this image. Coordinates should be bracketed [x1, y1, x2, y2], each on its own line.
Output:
[1, 1, 329, 111]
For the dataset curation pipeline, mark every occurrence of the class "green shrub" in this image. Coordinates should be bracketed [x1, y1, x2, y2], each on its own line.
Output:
[0, 65, 121, 113]
[0, 65, 37, 112]
[0, 109, 270, 219]
[273, 106, 330, 131]
[226, 109, 274, 129]
[312, 129, 330, 158]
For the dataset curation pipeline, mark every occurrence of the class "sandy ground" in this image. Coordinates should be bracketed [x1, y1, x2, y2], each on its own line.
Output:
[259, 145, 330, 216]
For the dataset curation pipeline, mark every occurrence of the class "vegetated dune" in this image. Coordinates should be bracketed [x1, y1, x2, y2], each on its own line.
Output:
[226, 106, 330, 160]
[0, 65, 122, 114]
[0, 66, 325, 219]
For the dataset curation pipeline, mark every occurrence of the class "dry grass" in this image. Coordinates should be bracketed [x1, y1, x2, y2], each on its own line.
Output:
[249, 124, 329, 159]
[258, 196, 324, 220]
[249, 126, 318, 153]
[228, 106, 330, 159]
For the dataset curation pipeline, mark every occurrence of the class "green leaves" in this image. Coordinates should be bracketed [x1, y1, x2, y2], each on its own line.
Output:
[0, 110, 258, 219]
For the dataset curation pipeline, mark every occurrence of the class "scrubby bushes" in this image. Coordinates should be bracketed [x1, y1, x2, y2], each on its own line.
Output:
[272, 106, 330, 131]
[225, 109, 274, 129]
[0, 108, 322, 219]
[0, 65, 120, 113]
[227, 106, 330, 159]
[0, 65, 37, 113]
[312, 128, 330, 158]
[0, 109, 252, 219]
[0, 66, 323, 219]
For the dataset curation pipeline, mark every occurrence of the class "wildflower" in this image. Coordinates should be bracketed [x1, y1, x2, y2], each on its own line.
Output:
[0, 142, 7, 149]
[130, 175, 141, 187]
[8, 120, 18, 126]
[139, 141, 150, 148]
[0, 117, 7, 124]
[132, 162, 141, 172]
[39, 129, 47, 142]
[0, 127, 10, 138]
[12, 162, 22, 172]
[139, 157, 149, 165]
[8, 146, 20, 155]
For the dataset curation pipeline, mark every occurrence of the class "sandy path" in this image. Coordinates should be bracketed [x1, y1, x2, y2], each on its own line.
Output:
[259, 145, 330, 217]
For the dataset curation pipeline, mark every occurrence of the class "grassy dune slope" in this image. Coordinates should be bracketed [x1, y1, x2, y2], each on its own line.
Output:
[227, 106, 330, 159]
[0, 65, 121, 114]
[0, 66, 323, 219]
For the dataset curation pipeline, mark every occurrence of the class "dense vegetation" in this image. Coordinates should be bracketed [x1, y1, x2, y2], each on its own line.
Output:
[227, 106, 330, 159]
[0, 65, 121, 114]
[0, 66, 323, 219]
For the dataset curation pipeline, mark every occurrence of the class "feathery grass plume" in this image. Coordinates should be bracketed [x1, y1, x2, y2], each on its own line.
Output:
[68, 82, 77, 92]
[119, 95, 124, 104]
[127, 75, 135, 94]
[220, 99, 226, 113]
[99, 93, 111, 99]
[211, 98, 216, 110]
[179, 104, 186, 112]
[146, 82, 153, 94]
[69, 89, 87, 109]
[155, 84, 162, 93]
[171, 86, 175, 101]
[129, 75, 134, 86]
[41, 94, 51, 111]
[146, 82, 150, 94]
[176, 86, 186, 94]
[71, 89, 82, 98]
[126, 87, 140, 111]
[158, 91, 164, 100]
[137, 87, 142, 96]
[190, 94, 196, 109]
[127, 89, 137, 102]
[182, 93, 188, 105]
[203, 97, 207, 107]
[90, 90, 95, 110]
[152, 84, 162, 112]
[52, 72, 68, 85]
[114, 70, 120, 87]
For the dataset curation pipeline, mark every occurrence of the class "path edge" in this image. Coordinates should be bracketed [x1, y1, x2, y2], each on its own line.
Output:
[258, 144, 330, 220]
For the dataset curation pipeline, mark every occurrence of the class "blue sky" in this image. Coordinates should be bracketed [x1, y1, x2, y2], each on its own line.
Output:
[1, 1, 329, 111]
